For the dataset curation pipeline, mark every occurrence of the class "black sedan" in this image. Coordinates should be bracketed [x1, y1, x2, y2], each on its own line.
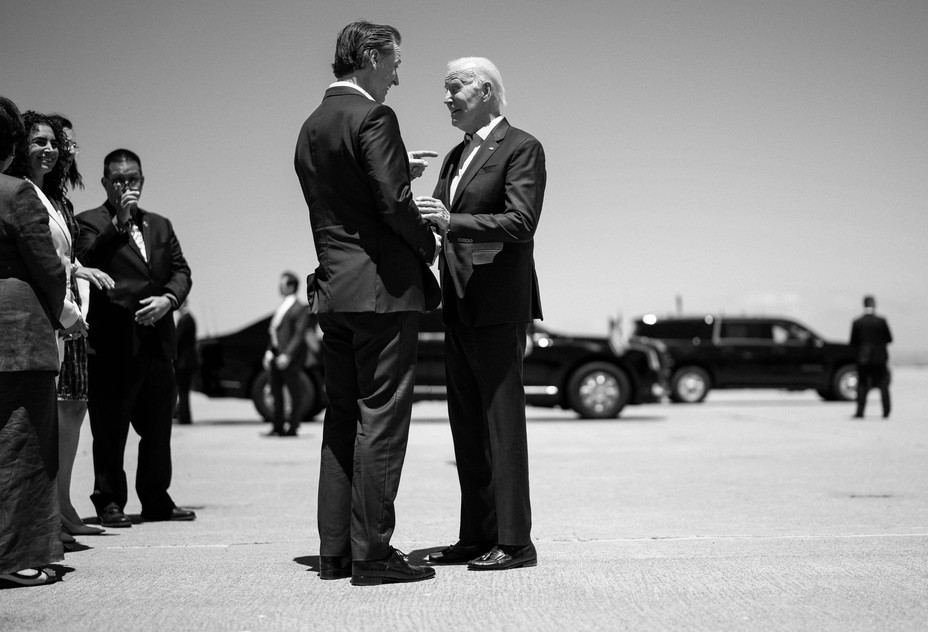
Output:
[195, 309, 667, 420]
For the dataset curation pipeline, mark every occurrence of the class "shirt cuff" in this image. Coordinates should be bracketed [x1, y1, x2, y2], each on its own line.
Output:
[430, 231, 442, 266]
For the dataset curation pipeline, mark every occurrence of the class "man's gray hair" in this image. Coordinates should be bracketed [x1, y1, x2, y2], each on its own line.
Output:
[446, 57, 507, 110]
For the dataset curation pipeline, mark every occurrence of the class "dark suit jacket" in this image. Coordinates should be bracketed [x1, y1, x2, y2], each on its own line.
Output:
[268, 300, 309, 368]
[294, 86, 439, 313]
[75, 202, 191, 359]
[850, 312, 893, 365]
[0, 175, 67, 372]
[174, 311, 198, 373]
[433, 118, 545, 327]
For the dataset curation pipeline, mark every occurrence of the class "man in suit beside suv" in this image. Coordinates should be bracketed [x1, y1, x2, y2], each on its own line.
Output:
[850, 295, 893, 419]
[294, 20, 439, 586]
[262, 271, 309, 437]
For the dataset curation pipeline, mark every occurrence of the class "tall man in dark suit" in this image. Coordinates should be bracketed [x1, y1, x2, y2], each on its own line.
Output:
[262, 271, 309, 437]
[76, 149, 195, 527]
[416, 57, 546, 571]
[294, 21, 440, 586]
[850, 295, 893, 419]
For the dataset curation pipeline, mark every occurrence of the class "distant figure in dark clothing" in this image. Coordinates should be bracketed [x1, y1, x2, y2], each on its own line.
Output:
[850, 295, 893, 419]
[262, 271, 308, 437]
[174, 300, 197, 425]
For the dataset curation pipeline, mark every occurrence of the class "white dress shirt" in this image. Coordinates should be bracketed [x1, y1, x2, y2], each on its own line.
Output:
[450, 115, 504, 204]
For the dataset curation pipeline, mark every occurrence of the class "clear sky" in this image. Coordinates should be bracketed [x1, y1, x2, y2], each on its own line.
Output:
[3, 0, 926, 360]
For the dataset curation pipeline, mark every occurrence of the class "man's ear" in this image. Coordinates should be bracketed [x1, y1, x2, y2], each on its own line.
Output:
[367, 49, 379, 69]
[481, 82, 492, 102]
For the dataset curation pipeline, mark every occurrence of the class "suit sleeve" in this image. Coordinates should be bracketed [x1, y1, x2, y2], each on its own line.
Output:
[13, 184, 67, 327]
[359, 105, 436, 261]
[448, 136, 546, 243]
[75, 210, 129, 266]
[282, 307, 309, 357]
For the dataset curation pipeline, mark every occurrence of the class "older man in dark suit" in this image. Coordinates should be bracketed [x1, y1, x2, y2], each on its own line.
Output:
[850, 295, 893, 419]
[294, 20, 439, 586]
[76, 149, 194, 528]
[416, 57, 546, 571]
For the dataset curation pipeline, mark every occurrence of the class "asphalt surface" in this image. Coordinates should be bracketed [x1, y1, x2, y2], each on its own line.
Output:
[3, 368, 927, 631]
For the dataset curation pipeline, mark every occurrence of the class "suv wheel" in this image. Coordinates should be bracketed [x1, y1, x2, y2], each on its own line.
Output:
[670, 366, 710, 403]
[567, 362, 630, 419]
[250, 369, 318, 422]
[832, 365, 858, 402]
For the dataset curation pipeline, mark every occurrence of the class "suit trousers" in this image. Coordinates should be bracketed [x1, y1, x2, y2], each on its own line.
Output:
[316, 311, 419, 561]
[269, 360, 304, 433]
[445, 322, 532, 546]
[856, 363, 891, 417]
[88, 338, 177, 517]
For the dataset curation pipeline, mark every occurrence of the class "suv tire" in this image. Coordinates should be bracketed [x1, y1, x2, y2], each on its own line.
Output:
[251, 369, 319, 423]
[670, 366, 710, 403]
[567, 362, 630, 418]
[831, 365, 858, 402]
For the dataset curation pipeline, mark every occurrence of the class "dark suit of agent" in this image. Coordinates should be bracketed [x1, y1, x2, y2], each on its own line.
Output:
[850, 295, 893, 418]
[262, 271, 309, 437]
[294, 21, 439, 586]
[417, 57, 545, 571]
[173, 303, 197, 425]
[75, 149, 196, 527]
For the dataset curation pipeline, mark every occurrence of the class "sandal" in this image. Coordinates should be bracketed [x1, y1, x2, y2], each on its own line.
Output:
[0, 569, 52, 586]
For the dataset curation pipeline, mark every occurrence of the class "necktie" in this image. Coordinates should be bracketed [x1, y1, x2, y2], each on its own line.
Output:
[451, 134, 480, 203]
[129, 219, 147, 262]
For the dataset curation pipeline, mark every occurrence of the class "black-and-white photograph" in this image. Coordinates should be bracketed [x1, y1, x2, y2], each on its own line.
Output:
[2, 1, 926, 630]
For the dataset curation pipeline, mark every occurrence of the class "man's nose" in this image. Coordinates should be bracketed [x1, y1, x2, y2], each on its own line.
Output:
[443, 91, 452, 103]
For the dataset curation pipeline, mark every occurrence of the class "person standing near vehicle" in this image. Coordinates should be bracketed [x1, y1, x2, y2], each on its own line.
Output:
[262, 271, 308, 437]
[294, 20, 440, 585]
[416, 57, 545, 571]
[173, 299, 197, 425]
[850, 295, 893, 419]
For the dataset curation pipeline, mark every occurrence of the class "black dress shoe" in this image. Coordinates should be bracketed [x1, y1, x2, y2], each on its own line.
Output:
[425, 541, 495, 565]
[319, 555, 351, 580]
[351, 548, 436, 586]
[468, 542, 537, 571]
[98, 504, 132, 528]
[141, 507, 197, 522]
[262, 429, 283, 437]
[282, 428, 298, 437]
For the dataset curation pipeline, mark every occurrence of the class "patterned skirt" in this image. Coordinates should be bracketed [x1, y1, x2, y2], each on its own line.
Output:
[57, 336, 88, 401]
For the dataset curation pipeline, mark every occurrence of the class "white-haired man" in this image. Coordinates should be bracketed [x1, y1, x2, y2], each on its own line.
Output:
[417, 57, 546, 571]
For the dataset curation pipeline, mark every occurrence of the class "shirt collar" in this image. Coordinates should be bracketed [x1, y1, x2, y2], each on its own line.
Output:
[468, 115, 504, 143]
[330, 81, 375, 102]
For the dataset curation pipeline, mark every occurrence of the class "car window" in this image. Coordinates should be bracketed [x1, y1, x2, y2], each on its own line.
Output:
[719, 322, 773, 340]
[635, 320, 712, 340]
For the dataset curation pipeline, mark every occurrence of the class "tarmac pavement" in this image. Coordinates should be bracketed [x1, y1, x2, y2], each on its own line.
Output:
[2, 368, 927, 631]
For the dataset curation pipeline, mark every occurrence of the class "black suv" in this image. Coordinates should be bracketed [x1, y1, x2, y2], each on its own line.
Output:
[196, 309, 668, 421]
[631, 314, 858, 403]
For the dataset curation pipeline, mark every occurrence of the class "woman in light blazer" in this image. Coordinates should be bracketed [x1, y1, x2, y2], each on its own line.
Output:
[46, 114, 115, 538]
[5, 112, 91, 552]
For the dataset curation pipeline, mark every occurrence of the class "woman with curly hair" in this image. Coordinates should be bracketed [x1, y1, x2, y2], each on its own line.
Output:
[47, 114, 115, 537]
